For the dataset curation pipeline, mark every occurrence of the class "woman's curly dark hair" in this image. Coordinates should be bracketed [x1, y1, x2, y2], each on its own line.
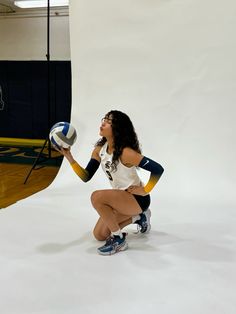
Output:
[96, 110, 141, 170]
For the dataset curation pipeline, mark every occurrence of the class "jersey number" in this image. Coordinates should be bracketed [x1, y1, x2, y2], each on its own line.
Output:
[106, 170, 113, 181]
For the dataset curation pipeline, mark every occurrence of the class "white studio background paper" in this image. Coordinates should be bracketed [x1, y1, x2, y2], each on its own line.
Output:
[69, 0, 236, 208]
[0, 0, 236, 313]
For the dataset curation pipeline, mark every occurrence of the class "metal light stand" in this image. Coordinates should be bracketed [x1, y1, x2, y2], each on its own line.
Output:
[24, 0, 53, 184]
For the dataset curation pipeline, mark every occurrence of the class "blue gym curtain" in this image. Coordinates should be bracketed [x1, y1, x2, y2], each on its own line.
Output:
[0, 61, 71, 139]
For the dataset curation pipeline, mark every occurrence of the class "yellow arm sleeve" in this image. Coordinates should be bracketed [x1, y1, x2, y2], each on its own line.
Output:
[143, 174, 161, 194]
[70, 161, 89, 182]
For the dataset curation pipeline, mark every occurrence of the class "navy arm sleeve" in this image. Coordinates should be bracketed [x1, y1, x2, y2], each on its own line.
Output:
[70, 158, 100, 182]
[139, 156, 164, 193]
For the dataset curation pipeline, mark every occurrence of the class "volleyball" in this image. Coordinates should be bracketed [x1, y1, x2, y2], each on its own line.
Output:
[49, 122, 77, 149]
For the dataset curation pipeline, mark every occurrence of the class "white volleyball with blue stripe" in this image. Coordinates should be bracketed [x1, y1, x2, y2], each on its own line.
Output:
[49, 122, 77, 149]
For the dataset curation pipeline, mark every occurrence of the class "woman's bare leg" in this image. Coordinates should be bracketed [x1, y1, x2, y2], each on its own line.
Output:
[93, 213, 132, 241]
[91, 189, 142, 238]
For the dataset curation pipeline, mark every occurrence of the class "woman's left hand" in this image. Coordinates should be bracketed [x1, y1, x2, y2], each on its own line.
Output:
[126, 185, 147, 196]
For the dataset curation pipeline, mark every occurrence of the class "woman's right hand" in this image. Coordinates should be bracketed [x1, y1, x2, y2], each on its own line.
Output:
[55, 146, 75, 163]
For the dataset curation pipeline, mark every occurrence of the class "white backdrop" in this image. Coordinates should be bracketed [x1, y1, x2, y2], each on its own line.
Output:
[0, 1, 236, 313]
[68, 0, 236, 206]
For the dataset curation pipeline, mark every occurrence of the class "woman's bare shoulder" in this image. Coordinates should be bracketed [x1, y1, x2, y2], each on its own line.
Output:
[121, 147, 143, 166]
[91, 145, 102, 161]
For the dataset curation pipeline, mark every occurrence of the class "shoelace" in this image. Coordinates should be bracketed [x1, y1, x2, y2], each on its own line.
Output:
[104, 235, 114, 245]
[104, 233, 127, 244]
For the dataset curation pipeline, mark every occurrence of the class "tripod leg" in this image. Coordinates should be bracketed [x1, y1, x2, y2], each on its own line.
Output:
[24, 138, 48, 184]
[48, 139, 52, 159]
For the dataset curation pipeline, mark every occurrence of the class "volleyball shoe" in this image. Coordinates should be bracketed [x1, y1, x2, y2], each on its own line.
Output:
[97, 233, 128, 256]
[135, 208, 151, 233]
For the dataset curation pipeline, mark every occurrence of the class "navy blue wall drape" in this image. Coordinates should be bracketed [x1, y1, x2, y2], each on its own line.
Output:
[0, 61, 71, 139]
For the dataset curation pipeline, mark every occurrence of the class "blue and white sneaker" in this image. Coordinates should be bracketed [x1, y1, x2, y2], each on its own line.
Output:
[97, 233, 128, 256]
[135, 208, 151, 233]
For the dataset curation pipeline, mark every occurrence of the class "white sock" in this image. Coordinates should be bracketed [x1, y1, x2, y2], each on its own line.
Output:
[112, 229, 123, 238]
[132, 215, 140, 223]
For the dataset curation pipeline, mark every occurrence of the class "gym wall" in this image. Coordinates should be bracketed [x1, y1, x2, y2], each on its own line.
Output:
[0, 15, 70, 60]
[0, 13, 71, 139]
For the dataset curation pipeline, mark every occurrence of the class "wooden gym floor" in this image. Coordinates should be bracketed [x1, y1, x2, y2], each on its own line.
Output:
[0, 140, 62, 209]
[0, 163, 61, 209]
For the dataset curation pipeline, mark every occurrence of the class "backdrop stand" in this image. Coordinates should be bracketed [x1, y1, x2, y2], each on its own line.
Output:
[24, 0, 56, 184]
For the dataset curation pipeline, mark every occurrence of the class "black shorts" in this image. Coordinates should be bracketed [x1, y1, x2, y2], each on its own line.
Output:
[133, 194, 151, 212]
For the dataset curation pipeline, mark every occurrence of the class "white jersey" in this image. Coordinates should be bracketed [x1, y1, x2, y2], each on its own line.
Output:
[99, 142, 142, 190]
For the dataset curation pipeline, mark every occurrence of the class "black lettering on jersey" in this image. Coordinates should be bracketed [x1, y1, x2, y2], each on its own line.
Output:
[105, 161, 111, 169]
[104, 161, 113, 180]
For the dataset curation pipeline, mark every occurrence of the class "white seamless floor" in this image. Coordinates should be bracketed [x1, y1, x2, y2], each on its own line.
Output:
[0, 186, 235, 314]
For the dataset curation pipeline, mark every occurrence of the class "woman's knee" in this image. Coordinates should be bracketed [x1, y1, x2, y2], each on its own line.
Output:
[93, 227, 109, 241]
[90, 190, 104, 207]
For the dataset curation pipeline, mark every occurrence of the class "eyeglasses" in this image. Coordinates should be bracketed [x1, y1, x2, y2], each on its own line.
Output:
[101, 117, 112, 124]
